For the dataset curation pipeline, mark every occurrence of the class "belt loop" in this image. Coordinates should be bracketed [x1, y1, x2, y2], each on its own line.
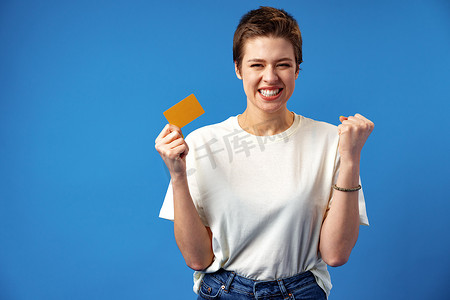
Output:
[224, 271, 236, 292]
[277, 279, 290, 299]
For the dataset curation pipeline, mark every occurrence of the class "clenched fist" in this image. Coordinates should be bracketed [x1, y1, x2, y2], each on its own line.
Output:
[155, 124, 189, 178]
[338, 114, 374, 162]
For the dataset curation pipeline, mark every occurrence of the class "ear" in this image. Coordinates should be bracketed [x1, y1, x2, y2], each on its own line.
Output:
[295, 67, 299, 80]
[235, 61, 242, 80]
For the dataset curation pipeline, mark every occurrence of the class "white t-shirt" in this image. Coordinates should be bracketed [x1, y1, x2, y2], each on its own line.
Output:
[159, 114, 369, 297]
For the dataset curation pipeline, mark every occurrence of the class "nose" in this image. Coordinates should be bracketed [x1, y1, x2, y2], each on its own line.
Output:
[262, 66, 279, 83]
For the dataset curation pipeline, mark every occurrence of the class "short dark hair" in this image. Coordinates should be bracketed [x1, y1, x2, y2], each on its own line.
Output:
[233, 6, 303, 72]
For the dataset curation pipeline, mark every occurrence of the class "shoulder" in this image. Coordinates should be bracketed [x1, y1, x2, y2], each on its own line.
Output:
[298, 115, 338, 136]
[299, 115, 337, 131]
[291, 114, 340, 160]
[185, 116, 238, 146]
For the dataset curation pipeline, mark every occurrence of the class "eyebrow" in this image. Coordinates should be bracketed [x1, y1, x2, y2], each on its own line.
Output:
[247, 58, 294, 63]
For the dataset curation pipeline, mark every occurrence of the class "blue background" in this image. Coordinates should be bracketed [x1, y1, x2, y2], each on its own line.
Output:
[1, 0, 449, 299]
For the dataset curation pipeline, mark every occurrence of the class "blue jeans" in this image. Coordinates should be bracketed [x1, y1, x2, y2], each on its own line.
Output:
[197, 269, 326, 300]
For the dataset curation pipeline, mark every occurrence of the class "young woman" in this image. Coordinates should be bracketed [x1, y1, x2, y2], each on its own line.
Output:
[156, 6, 374, 300]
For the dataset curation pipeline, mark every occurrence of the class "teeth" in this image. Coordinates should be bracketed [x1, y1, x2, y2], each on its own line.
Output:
[260, 89, 280, 97]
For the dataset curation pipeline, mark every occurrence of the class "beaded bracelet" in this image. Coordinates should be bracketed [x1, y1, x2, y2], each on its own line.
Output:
[332, 184, 361, 192]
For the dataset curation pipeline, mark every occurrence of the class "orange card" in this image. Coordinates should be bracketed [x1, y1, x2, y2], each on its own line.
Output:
[163, 94, 205, 128]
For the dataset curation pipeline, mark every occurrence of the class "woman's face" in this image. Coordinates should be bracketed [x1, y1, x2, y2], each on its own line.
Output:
[236, 36, 299, 115]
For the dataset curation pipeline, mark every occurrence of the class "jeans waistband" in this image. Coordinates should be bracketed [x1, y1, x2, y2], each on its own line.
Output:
[205, 269, 316, 298]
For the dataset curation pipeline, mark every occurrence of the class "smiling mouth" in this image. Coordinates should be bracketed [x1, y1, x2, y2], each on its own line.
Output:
[258, 88, 283, 97]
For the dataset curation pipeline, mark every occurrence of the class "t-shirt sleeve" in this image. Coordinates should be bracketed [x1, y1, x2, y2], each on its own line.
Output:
[158, 135, 209, 226]
[159, 180, 175, 221]
[159, 175, 209, 226]
[356, 183, 369, 226]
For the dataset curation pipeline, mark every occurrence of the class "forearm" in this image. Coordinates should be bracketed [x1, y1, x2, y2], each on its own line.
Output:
[319, 159, 361, 267]
[172, 175, 214, 271]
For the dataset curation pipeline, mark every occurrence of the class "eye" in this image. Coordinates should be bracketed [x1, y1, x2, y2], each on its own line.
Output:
[250, 64, 263, 68]
[277, 63, 292, 68]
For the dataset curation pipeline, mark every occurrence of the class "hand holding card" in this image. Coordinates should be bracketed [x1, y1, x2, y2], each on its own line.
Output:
[156, 94, 205, 177]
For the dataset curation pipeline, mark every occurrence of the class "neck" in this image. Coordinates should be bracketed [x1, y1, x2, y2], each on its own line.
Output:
[238, 108, 294, 136]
